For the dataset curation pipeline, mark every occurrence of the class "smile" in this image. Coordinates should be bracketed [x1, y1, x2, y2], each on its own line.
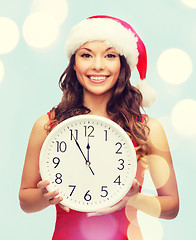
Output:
[88, 75, 109, 83]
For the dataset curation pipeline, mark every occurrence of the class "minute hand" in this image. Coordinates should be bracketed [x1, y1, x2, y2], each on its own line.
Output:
[72, 136, 95, 175]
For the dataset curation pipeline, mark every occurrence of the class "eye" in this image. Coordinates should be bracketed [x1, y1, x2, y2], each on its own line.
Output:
[106, 54, 117, 58]
[81, 53, 92, 58]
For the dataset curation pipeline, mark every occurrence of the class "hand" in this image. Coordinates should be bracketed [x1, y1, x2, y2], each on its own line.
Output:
[37, 180, 70, 212]
[87, 179, 141, 217]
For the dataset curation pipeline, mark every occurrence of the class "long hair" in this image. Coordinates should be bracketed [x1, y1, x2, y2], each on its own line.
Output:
[47, 54, 149, 159]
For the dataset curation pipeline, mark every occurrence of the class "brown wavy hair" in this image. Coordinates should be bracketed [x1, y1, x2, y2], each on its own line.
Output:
[47, 54, 149, 160]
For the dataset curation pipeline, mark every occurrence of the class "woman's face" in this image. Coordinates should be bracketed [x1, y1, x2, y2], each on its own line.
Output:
[74, 41, 121, 97]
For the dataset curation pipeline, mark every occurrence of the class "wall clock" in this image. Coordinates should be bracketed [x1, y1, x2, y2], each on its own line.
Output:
[39, 115, 137, 212]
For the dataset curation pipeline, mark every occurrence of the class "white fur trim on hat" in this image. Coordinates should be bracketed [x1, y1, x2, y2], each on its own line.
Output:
[65, 18, 139, 70]
[136, 79, 157, 108]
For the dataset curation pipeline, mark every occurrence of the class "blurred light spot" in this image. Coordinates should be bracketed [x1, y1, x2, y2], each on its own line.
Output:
[126, 193, 161, 219]
[31, 0, 68, 25]
[171, 99, 196, 136]
[148, 154, 170, 189]
[127, 219, 143, 240]
[23, 12, 59, 49]
[80, 214, 117, 240]
[181, 0, 196, 8]
[137, 211, 163, 240]
[0, 17, 19, 54]
[0, 60, 5, 83]
[157, 48, 192, 84]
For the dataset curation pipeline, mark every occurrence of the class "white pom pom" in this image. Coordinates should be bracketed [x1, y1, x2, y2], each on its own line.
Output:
[136, 79, 157, 108]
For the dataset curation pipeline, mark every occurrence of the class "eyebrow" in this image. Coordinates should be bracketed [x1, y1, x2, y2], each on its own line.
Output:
[80, 47, 92, 52]
[79, 47, 115, 52]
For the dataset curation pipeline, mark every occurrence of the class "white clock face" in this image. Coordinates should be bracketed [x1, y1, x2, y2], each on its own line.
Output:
[39, 115, 137, 212]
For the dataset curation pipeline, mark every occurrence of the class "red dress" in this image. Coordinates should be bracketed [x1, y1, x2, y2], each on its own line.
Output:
[47, 113, 146, 240]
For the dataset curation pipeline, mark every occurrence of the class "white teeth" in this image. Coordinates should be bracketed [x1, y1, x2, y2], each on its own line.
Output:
[89, 76, 107, 81]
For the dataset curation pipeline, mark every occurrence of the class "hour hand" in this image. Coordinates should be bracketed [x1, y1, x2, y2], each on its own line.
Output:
[86, 137, 91, 165]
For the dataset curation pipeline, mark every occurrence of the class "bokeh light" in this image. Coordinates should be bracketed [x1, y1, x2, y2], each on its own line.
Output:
[0, 17, 20, 54]
[31, 0, 68, 25]
[148, 155, 170, 190]
[0, 60, 5, 83]
[80, 214, 117, 240]
[137, 211, 164, 240]
[181, 0, 196, 8]
[157, 48, 192, 84]
[171, 99, 196, 136]
[126, 192, 161, 220]
[23, 12, 59, 49]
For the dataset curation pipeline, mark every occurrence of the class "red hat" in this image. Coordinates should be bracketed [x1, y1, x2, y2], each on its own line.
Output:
[65, 15, 157, 108]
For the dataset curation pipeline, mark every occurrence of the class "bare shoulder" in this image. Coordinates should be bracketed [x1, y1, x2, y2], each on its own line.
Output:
[145, 116, 170, 153]
[33, 114, 49, 129]
[29, 114, 50, 145]
[146, 116, 165, 135]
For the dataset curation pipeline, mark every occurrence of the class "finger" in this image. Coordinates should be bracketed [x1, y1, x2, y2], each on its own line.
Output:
[37, 180, 50, 190]
[49, 196, 63, 205]
[43, 190, 58, 200]
[87, 212, 98, 217]
[87, 206, 118, 217]
[87, 211, 105, 217]
[131, 179, 139, 189]
[124, 180, 141, 199]
[127, 180, 140, 194]
[59, 203, 70, 213]
[87, 209, 112, 217]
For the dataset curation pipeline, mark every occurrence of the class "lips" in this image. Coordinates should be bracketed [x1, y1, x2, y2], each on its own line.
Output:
[87, 75, 109, 84]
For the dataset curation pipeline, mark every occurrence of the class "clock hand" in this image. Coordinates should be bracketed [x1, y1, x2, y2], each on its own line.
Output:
[73, 136, 87, 163]
[86, 137, 90, 164]
[72, 135, 95, 175]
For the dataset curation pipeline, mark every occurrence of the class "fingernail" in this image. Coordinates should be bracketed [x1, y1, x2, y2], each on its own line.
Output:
[54, 191, 59, 196]
[87, 213, 93, 217]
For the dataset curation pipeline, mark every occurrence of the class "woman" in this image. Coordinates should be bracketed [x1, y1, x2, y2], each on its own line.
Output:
[19, 15, 179, 240]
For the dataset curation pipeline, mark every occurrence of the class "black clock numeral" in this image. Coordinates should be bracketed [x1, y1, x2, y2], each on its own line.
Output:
[70, 129, 78, 141]
[68, 185, 76, 196]
[84, 190, 92, 201]
[115, 142, 122, 154]
[84, 125, 94, 137]
[52, 157, 61, 168]
[100, 186, 108, 197]
[113, 175, 121, 185]
[104, 130, 108, 141]
[55, 173, 62, 184]
[56, 141, 67, 152]
[117, 159, 125, 170]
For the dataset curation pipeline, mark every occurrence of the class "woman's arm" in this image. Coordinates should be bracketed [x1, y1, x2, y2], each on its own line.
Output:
[88, 117, 179, 219]
[127, 117, 179, 219]
[19, 114, 63, 213]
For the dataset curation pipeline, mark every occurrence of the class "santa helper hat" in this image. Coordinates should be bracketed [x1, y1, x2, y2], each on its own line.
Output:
[65, 15, 157, 108]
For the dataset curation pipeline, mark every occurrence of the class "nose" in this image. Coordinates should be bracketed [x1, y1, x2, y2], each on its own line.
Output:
[92, 56, 104, 71]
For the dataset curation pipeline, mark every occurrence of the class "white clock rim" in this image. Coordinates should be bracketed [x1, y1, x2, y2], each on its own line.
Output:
[39, 114, 137, 212]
